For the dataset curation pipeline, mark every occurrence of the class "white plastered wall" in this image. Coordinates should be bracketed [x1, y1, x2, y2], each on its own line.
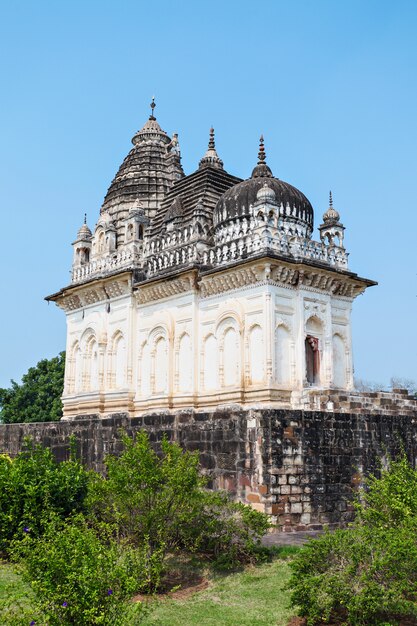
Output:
[61, 277, 355, 418]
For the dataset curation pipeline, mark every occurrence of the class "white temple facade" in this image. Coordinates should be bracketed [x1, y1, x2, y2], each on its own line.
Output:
[47, 103, 375, 419]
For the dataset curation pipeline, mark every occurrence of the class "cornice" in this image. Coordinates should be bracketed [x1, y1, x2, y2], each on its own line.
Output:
[135, 271, 198, 305]
[51, 275, 131, 312]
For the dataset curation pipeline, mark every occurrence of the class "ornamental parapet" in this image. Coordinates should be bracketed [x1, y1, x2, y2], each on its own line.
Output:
[72, 249, 141, 284]
[202, 234, 348, 270]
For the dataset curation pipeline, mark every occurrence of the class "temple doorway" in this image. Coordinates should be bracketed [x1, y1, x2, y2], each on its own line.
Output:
[305, 335, 320, 384]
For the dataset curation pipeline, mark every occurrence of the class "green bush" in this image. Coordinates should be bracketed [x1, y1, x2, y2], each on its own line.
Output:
[88, 432, 270, 587]
[182, 491, 271, 569]
[289, 454, 417, 625]
[12, 515, 146, 626]
[0, 438, 90, 557]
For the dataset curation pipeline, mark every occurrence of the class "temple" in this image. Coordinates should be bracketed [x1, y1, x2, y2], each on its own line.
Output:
[47, 101, 376, 420]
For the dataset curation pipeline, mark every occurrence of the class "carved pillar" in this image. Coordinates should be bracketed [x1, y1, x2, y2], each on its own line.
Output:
[65, 356, 73, 394]
[150, 349, 156, 394]
[168, 333, 174, 399]
[106, 348, 114, 389]
[98, 338, 107, 391]
[265, 291, 273, 383]
[239, 325, 245, 389]
[290, 340, 296, 384]
[174, 339, 180, 392]
[219, 341, 224, 388]
[82, 354, 88, 391]
[244, 333, 250, 386]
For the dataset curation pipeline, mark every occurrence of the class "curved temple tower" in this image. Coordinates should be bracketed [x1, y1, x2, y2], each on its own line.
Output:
[47, 104, 376, 419]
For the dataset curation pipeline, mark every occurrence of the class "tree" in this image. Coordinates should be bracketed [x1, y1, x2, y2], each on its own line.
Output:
[390, 376, 417, 396]
[0, 352, 65, 423]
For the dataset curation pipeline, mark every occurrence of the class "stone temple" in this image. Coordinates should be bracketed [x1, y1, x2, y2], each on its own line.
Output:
[1, 101, 411, 530]
[46, 101, 376, 419]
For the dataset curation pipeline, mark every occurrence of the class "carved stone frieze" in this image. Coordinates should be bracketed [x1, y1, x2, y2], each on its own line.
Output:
[105, 279, 130, 299]
[135, 273, 197, 304]
[55, 278, 131, 312]
[200, 266, 261, 298]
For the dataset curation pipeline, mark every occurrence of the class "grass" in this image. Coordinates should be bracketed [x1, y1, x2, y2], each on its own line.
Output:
[0, 549, 299, 626]
[143, 549, 299, 626]
[0, 560, 36, 623]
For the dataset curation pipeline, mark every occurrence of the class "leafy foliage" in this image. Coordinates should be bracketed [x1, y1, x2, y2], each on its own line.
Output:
[0, 430, 270, 621]
[0, 438, 89, 556]
[88, 432, 270, 586]
[13, 515, 145, 626]
[289, 454, 417, 625]
[0, 352, 65, 423]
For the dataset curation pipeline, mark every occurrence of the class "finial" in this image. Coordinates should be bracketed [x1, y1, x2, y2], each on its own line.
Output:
[84, 213, 87, 225]
[149, 96, 156, 120]
[208, 127, 215, 150]
[329, 191, 333, 208]
[199, 127, 223, 170]
[251, 134, 273, 178]
[258, 135, 266, 164]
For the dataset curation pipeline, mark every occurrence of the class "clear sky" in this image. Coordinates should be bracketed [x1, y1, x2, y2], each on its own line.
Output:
[0, 0, 416, 389]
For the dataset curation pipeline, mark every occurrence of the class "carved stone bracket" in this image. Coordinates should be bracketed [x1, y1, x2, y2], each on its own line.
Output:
[135, 272, 198, 304]
[55, 277, 131, 312]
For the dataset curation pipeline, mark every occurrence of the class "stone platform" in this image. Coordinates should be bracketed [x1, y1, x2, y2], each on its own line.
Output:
[0, 397, 416, 531]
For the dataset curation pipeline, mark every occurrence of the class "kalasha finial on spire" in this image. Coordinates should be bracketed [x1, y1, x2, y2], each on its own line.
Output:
[251, 134, 272, 178]
[208, 127, 215, 150]
[258, 135, 266, 164]
[199, 127, 223, 170]
[322, 190, 340, 224]
[84, 212, 87, 225]
[149, 96, 156, 120]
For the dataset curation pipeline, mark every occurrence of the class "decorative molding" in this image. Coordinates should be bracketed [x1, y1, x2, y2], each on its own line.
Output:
[135, 273, 197, 304]
[56, 278, 130, 312]
[200, 266, 261, 298]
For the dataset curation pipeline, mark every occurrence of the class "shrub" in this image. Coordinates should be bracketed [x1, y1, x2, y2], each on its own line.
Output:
[12, 515, 146, 626]
[0, 437, 90, 556]
[183, 491, 271, 569]
[289, 454, 417, 625]
[88, 432, 270, 587]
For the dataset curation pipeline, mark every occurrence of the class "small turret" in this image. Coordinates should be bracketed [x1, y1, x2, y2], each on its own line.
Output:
[72, 214, 92, 268]
[319, 191, 345, 248]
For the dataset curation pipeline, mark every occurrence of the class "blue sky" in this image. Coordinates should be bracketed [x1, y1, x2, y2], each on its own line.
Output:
[0, 0, 416, 388]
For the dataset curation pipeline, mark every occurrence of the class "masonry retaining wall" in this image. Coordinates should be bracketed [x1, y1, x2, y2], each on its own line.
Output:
[0, 408, 416, 531]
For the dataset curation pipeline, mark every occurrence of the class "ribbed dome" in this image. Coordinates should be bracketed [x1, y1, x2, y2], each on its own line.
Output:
[214, 137, 314, 233]
[100, 101, 184, 243]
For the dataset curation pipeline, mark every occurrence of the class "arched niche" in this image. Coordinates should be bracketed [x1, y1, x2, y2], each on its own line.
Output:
[275, 324, 291, 385]
[113, 333, 126, 389]
[223, 326, 239, 387]
[305, 316, 323, 385]
[154, 336, 168, 393]
[178, 334, 192, 392]
[249, 325, 264, 384]
[71, 341, 82, 393]
[88, 338, 99, 391]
